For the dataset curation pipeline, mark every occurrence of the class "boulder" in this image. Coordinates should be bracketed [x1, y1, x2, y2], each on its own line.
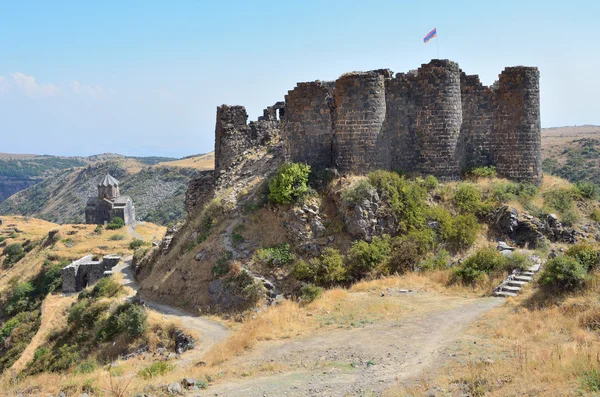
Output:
[167, 382, 182, 395]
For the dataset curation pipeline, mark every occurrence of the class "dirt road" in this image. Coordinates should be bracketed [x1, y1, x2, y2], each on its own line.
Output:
[208, 297, 502, 397]
[114, 259, 231, 358]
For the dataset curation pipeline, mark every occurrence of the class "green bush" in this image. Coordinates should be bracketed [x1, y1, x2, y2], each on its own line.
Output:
[0, 236, 6, 243]
[422, 175, 439, 192]
[347, 235, 391, 278]
[4, 282, 34, 317]
[419, 249, 450, 271]
[544, 188, 575, 213]
[108, 234, 126, 241]
[3, 243, 25, 267]
[99, 303, 147, 340]
[292, 248, 347, 286]
[76, 358, 97, 374]
[231, 224, 245, 245]
[268, 163, 311, 204]
[88, 277, 124, 299]
[452, 248, 511, 285]
[565, 243, 600, 271]
[341, 179, 376, 204]
[467, 166, 497, 179]
[453, 183, 482, 214]
[581, 368, 600, 393]
[137, 361, 174, 379]
[575, 181, 600, 200]
[539, 256, 587, 291]
[388, 229, 435, 274]
[428, 207, 479, 252]
[128, 238, 145, 250]
[93, 225, 103, 235]
[491, 181, 538, 203]
[300, 284, 323, 303]
[367, 170, 428, 232]
[561, 208, 580, 227]
[254, 243, 294, 267]
[591, 208, 600, 222]
[106, 217, 125, 230]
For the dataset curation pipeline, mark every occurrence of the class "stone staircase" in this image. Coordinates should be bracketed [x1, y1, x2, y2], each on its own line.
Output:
[494, 262, 542, 297]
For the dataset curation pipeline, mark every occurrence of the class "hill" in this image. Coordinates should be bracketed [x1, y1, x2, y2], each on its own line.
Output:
[0, 154, 215, 226]
[542, 125, 600, 185]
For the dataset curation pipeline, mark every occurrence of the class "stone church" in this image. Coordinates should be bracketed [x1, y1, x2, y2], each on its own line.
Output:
[85, 174, 136, 225]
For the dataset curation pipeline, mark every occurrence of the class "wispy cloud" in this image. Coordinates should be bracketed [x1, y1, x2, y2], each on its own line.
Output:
[11, 72, 61, 97]
[70, 80, 108, 98]
[0, 72, 111, 98]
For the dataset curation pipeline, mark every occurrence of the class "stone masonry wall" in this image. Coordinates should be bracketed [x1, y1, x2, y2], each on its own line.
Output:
[334, 70, 391, 173]
[492, 67, 542, 184]
[414, 60, 463, 180]
[283, 82, 335, 168]
[460, 73, 494, 169]
[214, 105, 252, 178]
[212, 59, 542, 185]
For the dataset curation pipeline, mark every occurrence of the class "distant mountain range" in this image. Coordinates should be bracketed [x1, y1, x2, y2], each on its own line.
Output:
[0, 152, 214, 225]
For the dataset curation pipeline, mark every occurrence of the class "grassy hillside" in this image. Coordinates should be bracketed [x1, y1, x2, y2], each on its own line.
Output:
[542, 125, 600, 185]
[0, 157, 212, 226]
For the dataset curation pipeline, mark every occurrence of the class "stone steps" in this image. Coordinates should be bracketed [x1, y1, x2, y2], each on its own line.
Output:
[494, 251, 544, 298]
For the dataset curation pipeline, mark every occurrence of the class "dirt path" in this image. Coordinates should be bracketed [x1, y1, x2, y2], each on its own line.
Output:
[208, 297, 502, 397]
[113, 259, 231, 359]
[125, 223, 145, 240]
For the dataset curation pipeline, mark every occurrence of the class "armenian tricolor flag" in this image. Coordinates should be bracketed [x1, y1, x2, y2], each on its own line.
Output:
[423, 28, 437, 44]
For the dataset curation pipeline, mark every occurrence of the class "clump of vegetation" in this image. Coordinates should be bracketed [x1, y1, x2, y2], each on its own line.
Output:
[565, 243, 600, 272]
[98, 302, 147, 341]
[128, 238, 145, 250]
[268, 163, 311, 204]
[231, 224, 245, 246]
[539, 255, 586, 292]
[591, 208, 600, 222]
[491, 181, 538, 204]
[137, 361, 175, 379]
[224, 269, 264, 308]
[253, 243, 294, 268]
[388, 229, 435, 274]
[467, 166, 497, 179]
[93, 225, 103, 235]
[0, 236, 6, 243]
[543, 188, 575, 213]
[452, 248, 528, 285]
[367, 170, 428, 232]
[427, 207, 479, 252]
[2, 242, 25, 267]
[575, 181, 600, 200]
[347, 235, 391, 279]
[453, 183, 485, 214]
[293, 248, 347, 287]
[106, 217, 125, 230]
[212, 250, 233, 277]
[79, 277, 125, 301]
[300, 283, 323, 303]
[341, 179, 376, 204]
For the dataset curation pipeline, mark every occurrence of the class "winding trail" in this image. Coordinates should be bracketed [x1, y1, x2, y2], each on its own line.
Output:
[113, 258, 231, 359]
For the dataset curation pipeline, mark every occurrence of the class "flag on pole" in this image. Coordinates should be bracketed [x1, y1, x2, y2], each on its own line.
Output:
[423, 28, 437, 44]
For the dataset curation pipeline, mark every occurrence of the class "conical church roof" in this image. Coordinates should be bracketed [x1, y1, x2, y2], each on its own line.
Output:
[98, 173, 119, 187]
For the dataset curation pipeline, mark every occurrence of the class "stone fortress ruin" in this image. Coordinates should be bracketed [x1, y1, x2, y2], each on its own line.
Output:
[61, 254, 121, 293]
[213, 59, 541, 184]
[85, 173, 136, 225]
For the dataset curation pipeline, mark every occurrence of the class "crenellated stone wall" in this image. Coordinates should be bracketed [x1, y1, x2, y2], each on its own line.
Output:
[211, 59, 542, 185]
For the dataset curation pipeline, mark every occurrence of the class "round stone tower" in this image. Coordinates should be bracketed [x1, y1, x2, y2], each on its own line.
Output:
[333, 70, 390, 173]
[492, 67, 542, 185]
[415, 60, 463, 180]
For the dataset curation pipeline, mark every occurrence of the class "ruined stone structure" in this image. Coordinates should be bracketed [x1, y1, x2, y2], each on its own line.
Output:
[85, 174, 136, 225]
[213, 59, 542, 184]
[62, 254, 121, 293]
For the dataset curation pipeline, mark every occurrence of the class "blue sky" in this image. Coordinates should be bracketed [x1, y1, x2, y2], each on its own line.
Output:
[0, 0, 598, 157]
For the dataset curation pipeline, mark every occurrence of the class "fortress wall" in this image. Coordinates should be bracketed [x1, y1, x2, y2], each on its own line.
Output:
[282, 82, 335, 168]
[385, 73, 419, 172]
[414, 60, 463, 180]
[491, 67, 542, 184]
[460, 73, 494, 169]
[333, 70, 391, 173]
[214, 105, 252, 177]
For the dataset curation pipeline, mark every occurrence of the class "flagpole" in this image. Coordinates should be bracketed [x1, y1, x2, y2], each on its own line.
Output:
[436, 34, 439, 58]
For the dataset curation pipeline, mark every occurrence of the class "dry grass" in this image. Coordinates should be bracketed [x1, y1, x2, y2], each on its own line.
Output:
[387, 275, 600, 396]
[156, 152, 215, 170]
[0, 216, 165, 295]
